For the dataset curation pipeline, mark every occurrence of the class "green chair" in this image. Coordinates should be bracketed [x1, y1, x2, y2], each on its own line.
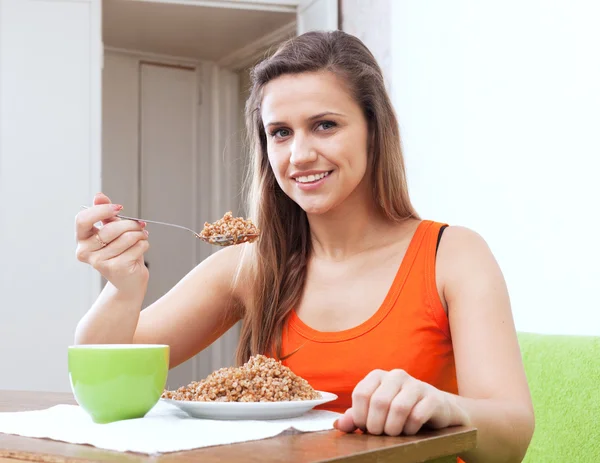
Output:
[518, 332, 600, 461]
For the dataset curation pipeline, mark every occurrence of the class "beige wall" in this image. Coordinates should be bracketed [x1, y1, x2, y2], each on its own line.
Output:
[341, 0, 392, 91]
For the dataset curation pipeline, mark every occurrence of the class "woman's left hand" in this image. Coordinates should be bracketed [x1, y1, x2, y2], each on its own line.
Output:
[334, 369, 470, 436]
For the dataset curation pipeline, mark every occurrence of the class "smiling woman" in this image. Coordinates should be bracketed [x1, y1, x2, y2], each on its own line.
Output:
[74, 30, 534, 463]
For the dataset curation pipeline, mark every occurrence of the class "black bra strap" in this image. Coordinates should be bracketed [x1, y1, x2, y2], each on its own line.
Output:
[436, 225, 448, 255]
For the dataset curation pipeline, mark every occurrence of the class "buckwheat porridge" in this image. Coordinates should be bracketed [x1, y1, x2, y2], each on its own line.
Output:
[199, 211, 260, 245]
[161, 355, 321, 402]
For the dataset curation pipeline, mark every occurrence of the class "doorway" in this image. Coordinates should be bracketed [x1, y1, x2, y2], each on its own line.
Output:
[100, 0, 337, 390]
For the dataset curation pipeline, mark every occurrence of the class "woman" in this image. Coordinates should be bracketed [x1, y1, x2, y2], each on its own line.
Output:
[74, 31, 534, 462]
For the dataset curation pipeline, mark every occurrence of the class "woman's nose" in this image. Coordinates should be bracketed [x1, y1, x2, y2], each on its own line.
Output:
[290, 135, 318, 165]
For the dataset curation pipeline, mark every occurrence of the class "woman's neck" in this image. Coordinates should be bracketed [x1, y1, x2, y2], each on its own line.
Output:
[306, 184, 399, 261]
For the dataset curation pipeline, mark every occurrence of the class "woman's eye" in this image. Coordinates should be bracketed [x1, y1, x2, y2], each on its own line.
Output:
[271, 128, 291, 139]
[317, 121, 337, 131]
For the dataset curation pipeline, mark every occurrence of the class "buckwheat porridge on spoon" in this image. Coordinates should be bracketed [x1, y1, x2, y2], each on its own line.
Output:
[199, 211, 260, 246]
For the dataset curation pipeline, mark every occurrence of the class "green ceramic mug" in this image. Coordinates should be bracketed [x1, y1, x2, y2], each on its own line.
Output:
[68, 344, 169, 424]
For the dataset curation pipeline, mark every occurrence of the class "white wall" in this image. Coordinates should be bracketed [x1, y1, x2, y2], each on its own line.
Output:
[0, 0, 101, 391]
[341, 0, 392, 90]
[391, 1, 600, 335]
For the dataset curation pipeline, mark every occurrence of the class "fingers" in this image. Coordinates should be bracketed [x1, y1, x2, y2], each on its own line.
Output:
[76, 222, 145, 265]
[342, 370, 461, 438]
[93, 219, 147, 250]
[401, 396, 436, 436]
[93, 192, 119, 226]
[340, 370, 438, 437]
[382, 381, 423, 436]
[334, 408, 357, 433]
[93, 192, 111, 206]
[75, 193, 150, 288]
[76, 201, 147, 266]
[366, 370, 408, 435]
[105, 238, 150, 269]
[75, 203, 123, 241]
[87, 233, 149, 277]
[351, 369, 385, 432]
[91, 229, 148, 262]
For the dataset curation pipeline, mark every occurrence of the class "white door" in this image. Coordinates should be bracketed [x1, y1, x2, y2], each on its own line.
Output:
[139, 62, 200, 390]
[0, 0, 102, 392]
[297, 0, 338, 34]
[139, 63, 197, 308]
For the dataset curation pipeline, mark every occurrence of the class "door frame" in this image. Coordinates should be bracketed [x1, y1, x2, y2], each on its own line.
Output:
[129, 0, 340, 32]
[217, 21, 296, 71]
[131, 0, 302, 14]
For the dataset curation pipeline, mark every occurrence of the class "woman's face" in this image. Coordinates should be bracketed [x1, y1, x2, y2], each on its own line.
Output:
[261, 71, 370, 215]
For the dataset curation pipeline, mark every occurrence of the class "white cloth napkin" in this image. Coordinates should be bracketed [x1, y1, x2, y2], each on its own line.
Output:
[0, 400, 341, 454]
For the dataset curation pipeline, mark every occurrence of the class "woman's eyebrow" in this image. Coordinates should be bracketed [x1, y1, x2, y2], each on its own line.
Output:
[265, 111, 346, 128]
[308, 111, 345, 120]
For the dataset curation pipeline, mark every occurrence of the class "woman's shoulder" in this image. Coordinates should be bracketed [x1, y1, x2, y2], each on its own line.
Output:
[434, 223, 505, 303]
[435, 224, 493, 259]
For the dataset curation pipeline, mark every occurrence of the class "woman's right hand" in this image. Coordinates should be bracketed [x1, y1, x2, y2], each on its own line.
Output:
[75, 192, 150, 294]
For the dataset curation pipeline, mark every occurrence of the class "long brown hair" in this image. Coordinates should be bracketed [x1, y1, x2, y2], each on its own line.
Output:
[235, 30, 419, 365]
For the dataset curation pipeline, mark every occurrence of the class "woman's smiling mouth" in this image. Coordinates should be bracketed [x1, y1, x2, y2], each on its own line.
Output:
[291, 170, 333, 190]
[292, 170, 333, 184]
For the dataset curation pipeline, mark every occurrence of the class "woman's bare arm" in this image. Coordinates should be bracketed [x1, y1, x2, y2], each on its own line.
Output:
[133, 244, 249, 369]
[437, 226, 535, 462]
[76, 238, 249, 370]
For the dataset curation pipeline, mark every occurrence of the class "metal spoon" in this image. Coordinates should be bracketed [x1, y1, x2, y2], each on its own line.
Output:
[80, 206, 259, 246]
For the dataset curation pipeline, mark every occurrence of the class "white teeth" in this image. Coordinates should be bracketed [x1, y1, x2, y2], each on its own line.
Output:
[295, 171, 330, 183]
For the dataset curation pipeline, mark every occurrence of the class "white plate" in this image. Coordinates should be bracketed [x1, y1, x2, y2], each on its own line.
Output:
[160, 391, 338, 420]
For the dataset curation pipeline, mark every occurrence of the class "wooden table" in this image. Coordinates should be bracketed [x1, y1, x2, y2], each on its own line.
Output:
[0, 391, 476, 463]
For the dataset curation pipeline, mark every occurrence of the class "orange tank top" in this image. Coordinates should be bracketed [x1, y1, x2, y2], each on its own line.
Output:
[281, 219, 458, 410]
